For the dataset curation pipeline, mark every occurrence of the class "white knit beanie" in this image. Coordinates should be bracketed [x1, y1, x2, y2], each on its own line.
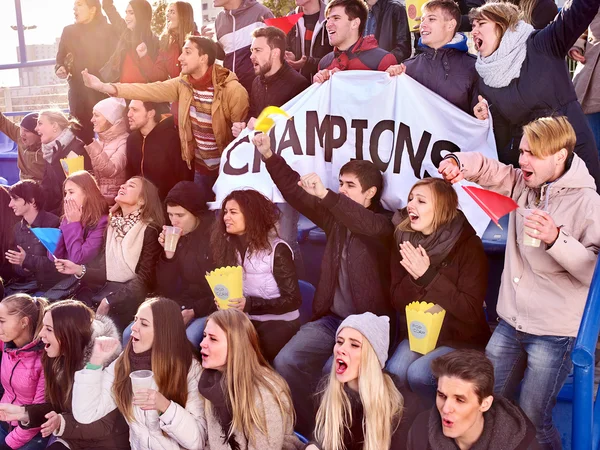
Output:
[336, 312, 390, 368]
[93, 97, 126, 125]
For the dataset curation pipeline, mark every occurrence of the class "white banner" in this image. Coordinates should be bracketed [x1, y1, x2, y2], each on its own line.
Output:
[213, 71, 498, 235]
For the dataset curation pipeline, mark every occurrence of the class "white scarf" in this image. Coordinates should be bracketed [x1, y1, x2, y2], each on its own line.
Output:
[105, 220, 147, 283]
[41, 128, 76, 163]
[475, 21, 534, 89]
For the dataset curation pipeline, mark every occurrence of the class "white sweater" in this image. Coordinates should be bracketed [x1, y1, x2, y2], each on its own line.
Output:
[72, 358, 206, 450]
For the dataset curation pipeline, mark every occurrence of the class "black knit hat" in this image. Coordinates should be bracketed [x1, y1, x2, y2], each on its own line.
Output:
[20, 112, 39, 134]
[165, 181, 209, 217]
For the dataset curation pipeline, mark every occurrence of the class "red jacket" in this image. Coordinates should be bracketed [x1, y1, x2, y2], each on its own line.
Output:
[139, 40, 182, 81]
[318, 36, 397, 72]
[0, 340, 46, 449]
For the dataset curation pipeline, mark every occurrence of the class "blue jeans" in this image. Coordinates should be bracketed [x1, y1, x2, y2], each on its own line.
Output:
[276, 203, 304, 279]
[586, 112, 600, 157]
[486, 320, 575, 449]
[274, 315, 342, 437]
[386, 339, 454, 403]
[122, 317, 207, 348]
[0, 424, 48, 450]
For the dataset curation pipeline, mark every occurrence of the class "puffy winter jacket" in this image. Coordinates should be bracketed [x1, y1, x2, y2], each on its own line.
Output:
[72, 359, 206, 450]
[365, 0, 411, 63]
[0, 340, 45, 449]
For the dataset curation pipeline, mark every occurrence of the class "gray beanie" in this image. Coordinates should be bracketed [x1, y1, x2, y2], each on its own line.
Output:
[336, 312, 390, 368]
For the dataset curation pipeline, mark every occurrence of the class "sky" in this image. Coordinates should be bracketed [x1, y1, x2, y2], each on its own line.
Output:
[0, 0, 204, 87]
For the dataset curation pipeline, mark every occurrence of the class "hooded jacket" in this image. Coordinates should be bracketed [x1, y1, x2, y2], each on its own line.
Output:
[215, 0, 275, 94]
[390, 217, 491, 350]
[455, 151, 600, 338]
[126, 115, 192, 200]
[477, 0, 600, 190]
[365, 0, 411, 63]
[319, 36, 398, 72]
[407, 397, 537, 450]
[404, 34, 479, 115]
[0, 113, 45, 182]
[23, 315, 130, 450]
[113, 65, 249, 170]
[0, 340, 45, 449]
[85, 118, 129, 203]
[73, 357, 206, 450]
[286, 2, 333, 82]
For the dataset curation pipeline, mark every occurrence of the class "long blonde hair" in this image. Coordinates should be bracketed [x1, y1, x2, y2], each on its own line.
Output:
[314, 338, 403, 450]
[206, 309, 295, 445]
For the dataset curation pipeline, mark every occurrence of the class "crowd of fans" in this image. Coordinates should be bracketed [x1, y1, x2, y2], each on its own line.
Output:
[0, 0, 599, 448]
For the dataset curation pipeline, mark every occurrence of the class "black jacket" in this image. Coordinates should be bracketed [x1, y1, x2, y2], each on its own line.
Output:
[407, 397, 539, 450]
[10, 211, 63, 290]
[155, 213, 216, 318]
[56, 15, 119, 137]
[126, 115, 193, 200]
[249, 62, 310, 119]
[286, 3, 333, 82]
[404, 34, 478, 115]
[264, 153, 394, 320]
[368, 0, 411, 63]
[479, 0, 600, 191]
[41, 136, 92, 216]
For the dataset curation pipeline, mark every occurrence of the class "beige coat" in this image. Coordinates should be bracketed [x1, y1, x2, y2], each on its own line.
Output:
[112, 64, 249, 169]
[0, 113, 45, 182]
[204, 384, 303, 450]
[573, 10, 600, 114]
[457, 152, 600, 337]
[85, 118, 129, 204]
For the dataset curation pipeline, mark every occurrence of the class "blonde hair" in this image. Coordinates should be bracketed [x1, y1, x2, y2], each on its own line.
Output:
[314, 338, 403, 450]
[1, 294, 48, 338]
[38, 109, 81, 132]
[469, 2, 520, 37]
[522, 116, 576, 159]
[206, 309, 295, 445]
[397, 178, 458, 233]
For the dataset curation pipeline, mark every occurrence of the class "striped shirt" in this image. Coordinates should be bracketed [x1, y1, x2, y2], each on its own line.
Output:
[189, 86, 219, 170]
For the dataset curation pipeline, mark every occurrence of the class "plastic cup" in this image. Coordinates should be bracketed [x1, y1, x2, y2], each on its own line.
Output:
[129, 370, 154, 394]
[523, 209, 541, 248]
[164, 226, 182, 252]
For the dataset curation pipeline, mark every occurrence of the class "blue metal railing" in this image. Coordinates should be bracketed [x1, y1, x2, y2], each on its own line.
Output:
[572, 259, 600, 449]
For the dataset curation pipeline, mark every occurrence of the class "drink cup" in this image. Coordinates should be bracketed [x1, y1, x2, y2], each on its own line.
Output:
[522, 209, 541, 248]
[129, 370, 154, 394]
[164, 226, 182, 252]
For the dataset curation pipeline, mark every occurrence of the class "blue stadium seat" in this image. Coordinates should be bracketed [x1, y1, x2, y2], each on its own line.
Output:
[297, 215, 317, 243]
[299, 280, 316, 325]
[481, 215, 509, 254]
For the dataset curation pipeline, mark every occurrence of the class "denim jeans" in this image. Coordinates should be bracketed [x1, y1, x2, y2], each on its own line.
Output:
[273, 315, 342, 436]
[386, 339, 454, 404]
[586, 112, 600, 157]
[122, 316, 207, 349]
[486, 319, 575, 449]
[276, 203, 304, 279]
[0, 424, 48, 450]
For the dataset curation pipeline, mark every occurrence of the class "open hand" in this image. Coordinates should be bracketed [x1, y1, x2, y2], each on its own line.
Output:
[5, 246, 26, 266]
[41, 411, 62, 437]
[399, 242, 430, 279]
[201, 25, 214, 39]
[64, 198, 82, 223]
[0, 404, 27, 422]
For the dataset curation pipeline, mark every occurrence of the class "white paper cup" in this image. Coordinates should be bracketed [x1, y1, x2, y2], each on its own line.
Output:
[523, 209, 541, 247]
[129, 370, 154, 394]
[164, 226, 182, 252]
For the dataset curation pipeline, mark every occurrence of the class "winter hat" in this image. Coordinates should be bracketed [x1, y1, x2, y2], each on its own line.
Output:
[336, 312, 390, 368]
[93, 98, 127, 126]
[165, 181, 209, 217]
[20, 112, 39, 134]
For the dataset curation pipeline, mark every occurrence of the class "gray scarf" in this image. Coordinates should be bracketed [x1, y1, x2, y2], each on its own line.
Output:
[41, 128, 76, 163]
[475, 21, 534, 89]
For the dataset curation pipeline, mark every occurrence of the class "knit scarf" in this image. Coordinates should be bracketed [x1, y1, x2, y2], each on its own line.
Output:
[110, 210, 142, 240]
[198, 369, 240, 450]
[475, 21, 534, 88]
[42, 128, 76, 163]
[128, 349, 152, 372]
[393, 209, 465, 267]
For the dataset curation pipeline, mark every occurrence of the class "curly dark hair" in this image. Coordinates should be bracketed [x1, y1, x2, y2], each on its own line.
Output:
[210, 190, 281, 267]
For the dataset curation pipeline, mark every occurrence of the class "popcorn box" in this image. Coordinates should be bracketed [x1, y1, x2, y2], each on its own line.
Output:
[60, 155, 85, 177]
[406, 301, 446, 355]
[405, 0, 428, 31]
[205, 266, 243, 310]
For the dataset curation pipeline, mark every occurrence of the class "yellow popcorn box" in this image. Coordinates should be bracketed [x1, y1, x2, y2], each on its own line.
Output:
[405, 0, 428, 31]
[406, 301, 446, 355]
[60, 155, 85, 177]
[205, 266, 243, 310]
